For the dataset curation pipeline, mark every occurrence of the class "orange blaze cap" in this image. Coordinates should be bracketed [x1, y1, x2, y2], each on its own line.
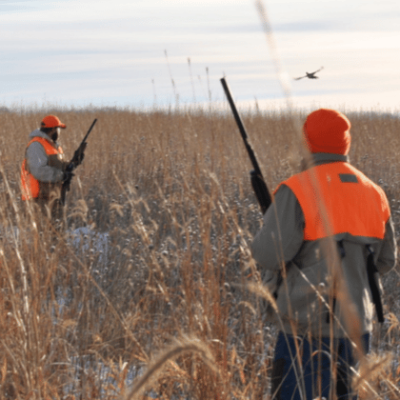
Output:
[41, 115, 66, 129]
[303, 108, 351, 155]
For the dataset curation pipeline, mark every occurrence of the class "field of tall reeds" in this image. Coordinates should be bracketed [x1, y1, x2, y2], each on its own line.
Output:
[0, 107, 399, 399]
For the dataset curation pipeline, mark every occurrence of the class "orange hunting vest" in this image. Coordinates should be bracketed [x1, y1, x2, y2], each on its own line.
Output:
[21, 137, 64, 200]
[277, 162, 390, 241]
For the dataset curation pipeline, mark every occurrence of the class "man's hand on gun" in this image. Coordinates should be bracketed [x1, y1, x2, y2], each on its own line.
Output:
[61, 142, 86, 188]
[62, 168, 75, 185]
[71, 142, 87, 168]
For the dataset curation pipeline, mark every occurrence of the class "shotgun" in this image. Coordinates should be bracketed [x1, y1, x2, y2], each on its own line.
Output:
[220, 77, 271, 214]
[60, 118, 97, 205]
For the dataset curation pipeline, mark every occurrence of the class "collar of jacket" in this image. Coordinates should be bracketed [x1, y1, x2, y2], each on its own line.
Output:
[28, 129, 59, 147]
[312, 152, 349, 165]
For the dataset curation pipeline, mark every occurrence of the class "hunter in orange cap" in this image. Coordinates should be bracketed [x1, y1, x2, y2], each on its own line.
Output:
[251, 109, 396, 400]
[21, 115, 73, 222]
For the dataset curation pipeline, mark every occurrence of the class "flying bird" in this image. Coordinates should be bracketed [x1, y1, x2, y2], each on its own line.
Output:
[294, 67, 324, 80]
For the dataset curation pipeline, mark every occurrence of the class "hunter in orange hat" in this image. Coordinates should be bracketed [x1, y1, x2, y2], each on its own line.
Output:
[21, 115, 79, 221]
[251, 109, 396, 400]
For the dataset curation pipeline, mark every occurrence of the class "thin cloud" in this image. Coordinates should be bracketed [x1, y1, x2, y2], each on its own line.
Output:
[0, 0, 399, 109]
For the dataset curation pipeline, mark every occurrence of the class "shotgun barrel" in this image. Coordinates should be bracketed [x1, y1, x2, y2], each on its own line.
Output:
[220, 77, 271, 213]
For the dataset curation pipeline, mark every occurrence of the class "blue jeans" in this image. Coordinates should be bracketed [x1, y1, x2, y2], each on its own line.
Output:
[271, 331, 370, 400]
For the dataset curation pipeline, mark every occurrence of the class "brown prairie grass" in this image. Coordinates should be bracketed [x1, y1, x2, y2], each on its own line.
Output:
[0, 106, 399, 399]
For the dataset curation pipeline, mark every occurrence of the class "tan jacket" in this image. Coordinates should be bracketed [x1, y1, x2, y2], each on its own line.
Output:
[251, 153, 397, 337]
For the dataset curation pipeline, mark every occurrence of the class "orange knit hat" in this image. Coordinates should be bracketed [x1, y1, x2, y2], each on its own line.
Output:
[303, 109, 351, 155]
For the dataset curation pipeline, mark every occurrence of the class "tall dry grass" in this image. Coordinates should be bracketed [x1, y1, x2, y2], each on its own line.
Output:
[0, 107, 399, 399]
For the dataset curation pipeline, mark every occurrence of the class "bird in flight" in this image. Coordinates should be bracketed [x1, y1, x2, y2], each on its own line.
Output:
[294, 67, 324, 80]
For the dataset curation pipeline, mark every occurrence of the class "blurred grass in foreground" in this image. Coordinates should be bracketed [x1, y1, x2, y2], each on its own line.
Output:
[0, 107, 399, 399]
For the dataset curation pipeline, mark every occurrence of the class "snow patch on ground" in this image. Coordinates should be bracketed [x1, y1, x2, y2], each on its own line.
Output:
[68, 226, 110, 266]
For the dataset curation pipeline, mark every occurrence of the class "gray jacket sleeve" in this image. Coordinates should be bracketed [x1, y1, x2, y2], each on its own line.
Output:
[26, 142, 64, 182]
[251, 185, 304, 273]
[376, 217, 397, 274]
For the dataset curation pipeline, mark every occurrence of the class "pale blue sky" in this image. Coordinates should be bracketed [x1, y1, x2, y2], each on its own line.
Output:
[1, 0, 399, 111]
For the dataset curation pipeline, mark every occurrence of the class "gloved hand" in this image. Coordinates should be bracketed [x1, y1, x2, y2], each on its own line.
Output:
[72, 143, 87, 167]
[62, 169, 75, 183]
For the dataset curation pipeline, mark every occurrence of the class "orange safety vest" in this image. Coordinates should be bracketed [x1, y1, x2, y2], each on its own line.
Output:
[277, 162, 390, 241]
[21, 137, 64, 201]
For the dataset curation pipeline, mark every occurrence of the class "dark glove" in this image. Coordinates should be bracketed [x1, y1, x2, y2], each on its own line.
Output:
[72, 142, 87, 167]
[63, 169, 75, 184]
